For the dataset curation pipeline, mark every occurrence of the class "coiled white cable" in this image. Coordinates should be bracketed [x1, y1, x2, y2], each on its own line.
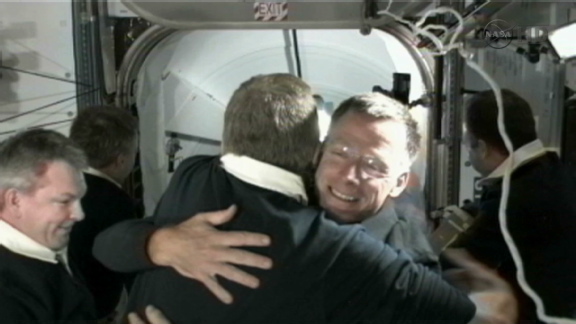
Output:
[378, 2, 575, 322]
[377, 5, 463, 55]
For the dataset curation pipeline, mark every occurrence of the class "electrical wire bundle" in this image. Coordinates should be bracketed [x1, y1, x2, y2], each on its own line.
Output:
[377, 2, 573, 322]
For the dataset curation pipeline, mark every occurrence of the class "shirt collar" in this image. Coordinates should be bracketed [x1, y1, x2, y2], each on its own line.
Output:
[361, 201, 398, 239]
[84, 167, 122, 188]
[220, 154, 308, 205]
[0, 220, 70, 271]
[480, 139, 547, 185]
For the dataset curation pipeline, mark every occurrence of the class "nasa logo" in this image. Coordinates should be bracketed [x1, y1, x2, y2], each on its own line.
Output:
[482, 19, 514, 49]
[479, 19, 550, 50]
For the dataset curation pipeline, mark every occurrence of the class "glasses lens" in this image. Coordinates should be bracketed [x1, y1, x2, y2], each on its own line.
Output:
[361, 155, 390, 179]
[325, 141, 391, 179]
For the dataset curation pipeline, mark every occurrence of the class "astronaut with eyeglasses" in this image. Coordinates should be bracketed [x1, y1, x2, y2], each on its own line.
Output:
[314, 93, 438, 269]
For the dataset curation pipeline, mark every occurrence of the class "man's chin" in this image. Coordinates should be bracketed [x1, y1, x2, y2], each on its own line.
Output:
[49, 239, 69, 252]
[325, 205, 364, 224]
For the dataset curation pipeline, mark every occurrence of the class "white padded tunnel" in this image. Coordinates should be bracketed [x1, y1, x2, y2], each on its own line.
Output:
[135, 29, 429, 217]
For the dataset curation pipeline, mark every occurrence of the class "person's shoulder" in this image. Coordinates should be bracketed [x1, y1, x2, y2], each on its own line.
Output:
[0, 251, 46, 300]
[179, 154, 220, 167]
[315, 213, 418, 275]
[255, 203, 368, 249]
[83, 174, 130, 197]
[81, 176, 135, 218]
[540, 152, 576, 182]
[173, 155, 221, 176]
[0, 290, 30, 319]
[515, 152, 562, 180]
[310, 211, 382, 250]
[0, 273, 53, 321]
[0, 246, 37, 267]
[509, 154, 566, 198]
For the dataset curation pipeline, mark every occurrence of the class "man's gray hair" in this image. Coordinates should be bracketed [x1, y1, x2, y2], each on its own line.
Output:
[0, 129, 88, 192]
[223, 73, 320, 175]
[330, 92, 421, 161]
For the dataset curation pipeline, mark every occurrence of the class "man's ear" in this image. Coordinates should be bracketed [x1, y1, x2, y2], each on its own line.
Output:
[389, 171, 409, 198]
[0, 190, 4, 211]
[477, 139, 489, 158]
[2, 188, 23, 217]
[113, 153, 127, 168]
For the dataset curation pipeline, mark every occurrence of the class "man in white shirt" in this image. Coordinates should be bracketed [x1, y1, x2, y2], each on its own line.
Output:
[0, 129, 96, 323]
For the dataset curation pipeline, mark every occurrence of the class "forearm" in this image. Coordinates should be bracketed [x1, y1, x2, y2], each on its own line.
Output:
[93, 218, 159, 272]
[396, 263, 476, 323]
[324, 225, 476, 324]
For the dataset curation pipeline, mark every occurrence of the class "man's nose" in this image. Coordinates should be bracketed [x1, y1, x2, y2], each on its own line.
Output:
[339, 159, 363, 183]
[70, 201, 85, 222]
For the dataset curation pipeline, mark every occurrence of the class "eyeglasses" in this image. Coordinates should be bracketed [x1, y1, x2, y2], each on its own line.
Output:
[322, 141, 394, 179]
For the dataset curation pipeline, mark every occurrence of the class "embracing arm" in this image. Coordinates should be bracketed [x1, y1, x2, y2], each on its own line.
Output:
[324, 224, 516, 324]
[93, 205, 273, 303]
[93, 216, 158, 272]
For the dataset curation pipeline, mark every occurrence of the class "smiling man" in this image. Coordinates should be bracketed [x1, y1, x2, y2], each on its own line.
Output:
[317, 111, 410, 222]
[0, 129, 97, 323]
[316, 93, 436, 266]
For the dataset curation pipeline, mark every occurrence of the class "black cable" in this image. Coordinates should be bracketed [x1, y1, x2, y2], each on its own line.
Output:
[434, 56, 444, 140]
[0, 65, 93, 87]
[0, 88, 99, 123]
[292, 29, 302, 78]
[461, 88, 480, 95]
[0, 119, 74, 136]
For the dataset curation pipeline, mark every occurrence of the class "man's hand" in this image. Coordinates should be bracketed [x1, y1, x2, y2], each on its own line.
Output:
[443, 249, 518, 324]
[128, 306, 171, 324]
[147, 205, 273, 304]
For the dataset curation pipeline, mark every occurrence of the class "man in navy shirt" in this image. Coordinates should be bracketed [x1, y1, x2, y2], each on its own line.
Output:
[452, 89, 576, 322]
[68, 106, 140, 321]
[0, 129, 96, 323]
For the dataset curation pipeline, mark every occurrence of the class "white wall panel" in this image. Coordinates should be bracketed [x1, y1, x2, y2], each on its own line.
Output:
[0, 1, 76, 141]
